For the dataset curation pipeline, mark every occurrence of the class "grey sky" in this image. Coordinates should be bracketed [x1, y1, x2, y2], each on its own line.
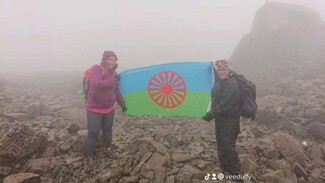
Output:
[1, 0, 324, 73]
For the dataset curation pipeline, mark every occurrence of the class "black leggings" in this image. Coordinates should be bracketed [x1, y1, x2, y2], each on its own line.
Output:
[84, 109, 114, 156]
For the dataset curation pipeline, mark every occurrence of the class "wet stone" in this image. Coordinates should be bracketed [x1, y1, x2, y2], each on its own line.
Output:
[309, 143, 325, 165]
[25, 158, 51, 175]
[0, 166, 12, 176]
[55, 129, 70, 141]
[71, 130, 87, 152]
[197, 160, 210, 170]
[188, 145, 204, 157]
[142, 153, 166, 172]
[148, 140, 167, 155]
[165, 176, 175, 183]
[263, 146, 279, 159]
[69, 162, 83, 170]
[166, 135, 178, 148]
[120, 176, 139, 183]
[130, 152, 152, 176]
[153, 167, 165, 183]
[307, 121, 325, 141]
[284, 106, 301, 118]
[304, 109, 319, 118]
[3, 173, 40, 183]
[40, 127, 49, 132]
[182, 135, 192, 145]
[2, 113, 33, 122]
[140, 171, 154, 180]
[266, 159, 291, 170]
[166, 167, 179, 176]
[258, 169, 285, 183]
[252, 125, 272, 137]
[66, 123, 80, 133]
[176, 164, 202, 183]
[201, 149, 214, 160]
[171, 152, 192, 163]
[99, 167, 124, 182]
[59, 142, 71, 153]
[65, 157, 83, 165]
[292, 162, 308, 179]
[139, 179, 150, 183]
[278, 175, 298, 183]
[240, 158, 257, 175]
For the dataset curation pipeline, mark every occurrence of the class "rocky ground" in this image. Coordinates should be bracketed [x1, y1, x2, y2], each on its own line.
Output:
[0, 70, 324, 183]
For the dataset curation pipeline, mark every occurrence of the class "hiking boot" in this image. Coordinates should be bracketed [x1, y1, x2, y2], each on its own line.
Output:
[84, 156, 93, 172]
[104, 148, 116, 159]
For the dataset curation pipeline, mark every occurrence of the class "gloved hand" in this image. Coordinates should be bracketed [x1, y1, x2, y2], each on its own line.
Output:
[111, 64, 118, 71]
[122, 106, 127, 112]
[202, 113, 214, 121]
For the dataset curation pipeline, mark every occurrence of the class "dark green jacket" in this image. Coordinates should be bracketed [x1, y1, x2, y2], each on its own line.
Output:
[208, 71, 241, 118]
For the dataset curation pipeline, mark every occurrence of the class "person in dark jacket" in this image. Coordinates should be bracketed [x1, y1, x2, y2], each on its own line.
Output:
[202, 60, 242, 177]
[84, 50, 127, 172]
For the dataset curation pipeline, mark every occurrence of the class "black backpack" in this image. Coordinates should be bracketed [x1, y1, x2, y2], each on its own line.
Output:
[233, 74, 257, 121]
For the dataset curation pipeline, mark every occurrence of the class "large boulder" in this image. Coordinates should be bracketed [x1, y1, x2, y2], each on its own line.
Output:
[275, 132, 308, 166]
[0, 125, 47, 164]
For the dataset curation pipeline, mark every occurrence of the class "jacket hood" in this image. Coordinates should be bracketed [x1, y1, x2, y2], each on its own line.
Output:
[101, 51, 118, 64]
[101, 51, 118, 72]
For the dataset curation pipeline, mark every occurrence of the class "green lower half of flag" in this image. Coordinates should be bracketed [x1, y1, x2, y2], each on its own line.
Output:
[123, 91, 210, 117]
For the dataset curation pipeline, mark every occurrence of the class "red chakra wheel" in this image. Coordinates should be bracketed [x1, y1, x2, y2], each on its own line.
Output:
[148, 71, 186, 108]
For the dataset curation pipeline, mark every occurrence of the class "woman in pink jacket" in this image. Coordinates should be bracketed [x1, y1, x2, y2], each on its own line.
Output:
[84, 50, 127, 172]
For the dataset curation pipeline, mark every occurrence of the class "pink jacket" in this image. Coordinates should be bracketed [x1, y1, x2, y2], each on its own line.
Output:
[86, 64, 125, 110]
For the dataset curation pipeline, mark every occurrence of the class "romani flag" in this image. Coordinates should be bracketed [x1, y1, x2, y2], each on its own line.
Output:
[119, 62, 213, 117]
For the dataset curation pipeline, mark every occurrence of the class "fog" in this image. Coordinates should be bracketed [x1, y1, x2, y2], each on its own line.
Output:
[1, 0, 324, 74]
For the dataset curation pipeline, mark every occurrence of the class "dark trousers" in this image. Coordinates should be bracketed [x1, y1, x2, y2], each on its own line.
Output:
[84, 109, 114, 156]
[215, 115, 241, 174]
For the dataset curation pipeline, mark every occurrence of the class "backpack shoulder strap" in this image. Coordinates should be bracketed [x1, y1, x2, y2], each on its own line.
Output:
[84, 67, 92, 80]
[231, 73, 244, 82]
[84, 64, 105, 80]
[99, 64, 105, 77]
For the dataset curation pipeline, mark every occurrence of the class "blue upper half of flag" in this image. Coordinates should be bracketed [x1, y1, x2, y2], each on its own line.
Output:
[120, 62, 212, 95]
